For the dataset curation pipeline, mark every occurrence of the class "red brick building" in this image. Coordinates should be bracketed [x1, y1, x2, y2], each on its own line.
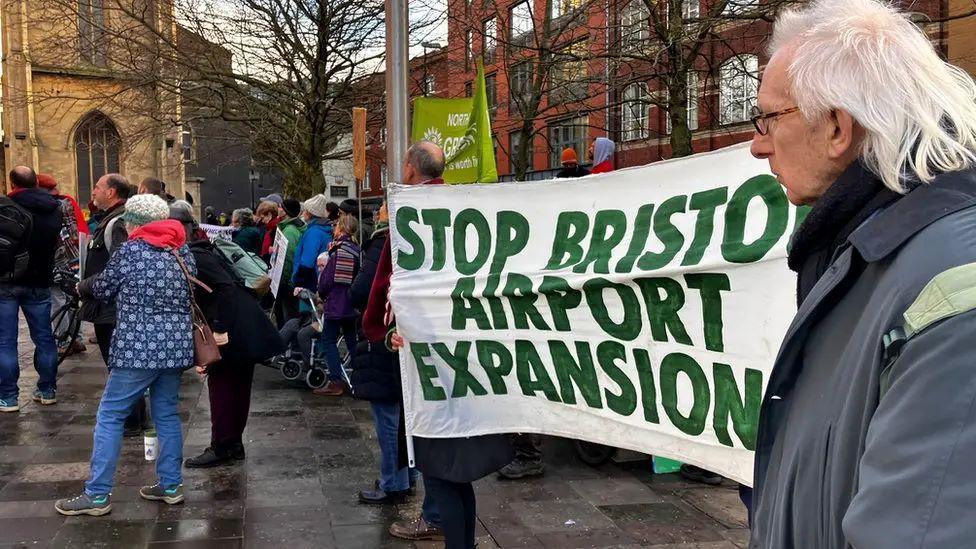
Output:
[443, 0, 945, 180]
[359, 0, 945, 192]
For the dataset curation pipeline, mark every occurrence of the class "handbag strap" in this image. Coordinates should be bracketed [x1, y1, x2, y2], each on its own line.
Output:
[169, 248, 212, 326]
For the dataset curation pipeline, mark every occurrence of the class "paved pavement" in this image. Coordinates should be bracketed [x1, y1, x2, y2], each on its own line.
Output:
[0, 325, 750, 548]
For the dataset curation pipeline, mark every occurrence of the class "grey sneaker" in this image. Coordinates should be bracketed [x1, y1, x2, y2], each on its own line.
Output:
[497, 458, 545, 480]
[0, 397, 18, 413]
[32, 389, 56, 405]
[140, 482, 184, 504]
[55, 493, 112, 516]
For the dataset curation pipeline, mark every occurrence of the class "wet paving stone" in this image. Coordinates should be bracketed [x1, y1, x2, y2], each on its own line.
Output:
[3, 323, 749, 547]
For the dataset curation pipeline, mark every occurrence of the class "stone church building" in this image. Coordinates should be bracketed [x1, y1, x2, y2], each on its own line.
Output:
[0, 0, 188, 205]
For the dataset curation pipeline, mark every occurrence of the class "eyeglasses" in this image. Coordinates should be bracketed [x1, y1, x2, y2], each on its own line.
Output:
[750, 105, 800, 135]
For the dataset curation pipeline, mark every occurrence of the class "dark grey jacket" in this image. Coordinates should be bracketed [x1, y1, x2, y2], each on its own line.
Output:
[80, 204, 128, 324]
[751, 167, 976, 548]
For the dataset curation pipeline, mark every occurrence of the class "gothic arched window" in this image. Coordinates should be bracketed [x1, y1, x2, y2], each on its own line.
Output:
[74, 112, 121, 206]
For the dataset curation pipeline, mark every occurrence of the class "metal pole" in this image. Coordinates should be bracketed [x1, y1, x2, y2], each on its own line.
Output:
[385, 0, 409, 185]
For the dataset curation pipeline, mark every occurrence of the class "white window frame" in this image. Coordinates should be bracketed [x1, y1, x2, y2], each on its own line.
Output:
[510, 1, 534, 41]
[548, 115, 588, 168]
[723, 0, 758, 15]
[620, 1, 649, 53]
[719, 54, 759, 125]
[621, 83, 649, 142]
[483, 18, 497, 62]
[362, 170, 371, 191]
[551, 0, 584, 20]
[687, 71, 699, 131]
[682, 0, 700, 20]
[422, 74, 436, 95]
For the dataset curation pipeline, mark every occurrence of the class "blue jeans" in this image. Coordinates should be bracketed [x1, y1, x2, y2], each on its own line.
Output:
[0, 285, 57, 400]
[86, 368, 184, 496]
[371, 401, 409, 492]
[321, 318, 356, 382]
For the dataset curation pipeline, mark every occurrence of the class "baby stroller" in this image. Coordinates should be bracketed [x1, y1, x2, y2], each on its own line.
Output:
[274, 292, 352, 390]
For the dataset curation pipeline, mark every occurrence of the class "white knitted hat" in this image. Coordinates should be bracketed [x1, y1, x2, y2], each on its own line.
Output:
[302, 194, 331, 219]
[123, 194, 170, 226]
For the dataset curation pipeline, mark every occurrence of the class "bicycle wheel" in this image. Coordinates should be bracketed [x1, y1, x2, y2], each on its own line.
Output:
[53, 303, 81, 365]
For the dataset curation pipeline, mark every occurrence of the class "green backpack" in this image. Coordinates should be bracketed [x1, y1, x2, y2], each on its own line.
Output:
[212, 238, 271, 296]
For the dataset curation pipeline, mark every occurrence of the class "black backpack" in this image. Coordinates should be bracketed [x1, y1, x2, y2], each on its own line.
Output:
[0, 196, 33, 282]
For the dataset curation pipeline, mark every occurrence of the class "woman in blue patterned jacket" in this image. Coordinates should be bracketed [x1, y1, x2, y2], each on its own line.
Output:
[56, 194, 195, 517]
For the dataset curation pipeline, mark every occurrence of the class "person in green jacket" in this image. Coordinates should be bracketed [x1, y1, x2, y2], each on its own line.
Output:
[273, 198, 307, 325]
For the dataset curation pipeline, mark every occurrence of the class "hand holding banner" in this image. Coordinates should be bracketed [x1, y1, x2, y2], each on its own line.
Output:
[388, 143, 805, 485]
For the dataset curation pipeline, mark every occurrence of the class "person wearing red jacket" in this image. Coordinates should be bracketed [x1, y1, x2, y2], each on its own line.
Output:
[587, 137, 616, 174]
[37, 173, 89, 236]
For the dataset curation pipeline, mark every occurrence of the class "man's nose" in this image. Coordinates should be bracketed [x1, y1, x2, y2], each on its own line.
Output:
[750, 131, 772, 160]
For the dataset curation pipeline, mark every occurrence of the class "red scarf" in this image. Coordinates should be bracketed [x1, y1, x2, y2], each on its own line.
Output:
[128, 219, 187, 249]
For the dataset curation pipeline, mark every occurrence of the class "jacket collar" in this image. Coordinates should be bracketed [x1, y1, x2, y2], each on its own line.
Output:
[849, 166, 976, 262]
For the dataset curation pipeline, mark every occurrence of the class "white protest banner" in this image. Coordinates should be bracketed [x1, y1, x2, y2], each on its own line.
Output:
[388, 143, 805, 485]
[200, 224, 234, 241]
[269, 229, 289, 297]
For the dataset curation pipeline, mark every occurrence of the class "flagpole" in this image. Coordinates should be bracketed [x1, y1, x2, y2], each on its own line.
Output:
[385, 0, 409, 185]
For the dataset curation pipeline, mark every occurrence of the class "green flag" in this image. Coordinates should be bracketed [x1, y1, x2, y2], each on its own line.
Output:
[410, 61, 498, 184]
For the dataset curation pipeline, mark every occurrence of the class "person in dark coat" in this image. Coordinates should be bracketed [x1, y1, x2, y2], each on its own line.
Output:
[0, 167, 62, 411]
[349, 203, 408, 504]
[750, 2, 976, 547]
[171, 204, 286, 468]
[79, 174, 148, 435]
[365, 142, 513, 548]
[554, 147, 590, 179]
[231, 208, 264, 255]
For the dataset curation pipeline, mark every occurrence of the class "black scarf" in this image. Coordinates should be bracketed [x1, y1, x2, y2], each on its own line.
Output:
[788, 161, 902, 304]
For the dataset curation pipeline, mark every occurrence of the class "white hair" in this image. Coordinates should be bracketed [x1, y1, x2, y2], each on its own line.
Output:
[769, 0, 976, 193]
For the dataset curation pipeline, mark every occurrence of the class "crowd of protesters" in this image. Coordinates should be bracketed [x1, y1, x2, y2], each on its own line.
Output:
[2, 0, 976, 546]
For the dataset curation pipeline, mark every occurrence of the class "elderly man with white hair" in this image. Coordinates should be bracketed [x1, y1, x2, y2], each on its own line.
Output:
[749, 0, 976, 547]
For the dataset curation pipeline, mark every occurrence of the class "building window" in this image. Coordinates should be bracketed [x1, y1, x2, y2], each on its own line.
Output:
[74, 111, 121, 207]
[551, 0, 584, 20]
[548, 116, 588, 168]
[483, 18, 497, 63]
[180, 126, 196, 163]
[682, 0, 699, 20]
[620, 1, 649, 53]
[465, 31, 473, 70]
[362, 170, 371, 191]
[510, 62, 533, 114]
[510, 1, 534, 45]
[719, 54, 759, 125]
[687, 71, 699, 131]
[422, 75, 436, 95]
[551, 40, 588, 105]
[723, 0, 758, 15]
[486, 73, 498, 113]
[465, 81, 473, 97]
[509, 131, 533, 174]
[621, 83, 649, 142]
[78, 0, 107, 67]
[380, 165, 388, 188]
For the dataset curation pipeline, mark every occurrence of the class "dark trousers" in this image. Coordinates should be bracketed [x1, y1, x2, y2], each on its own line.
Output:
[424, 475, 476, 549]
[512, 434, 542, 462]
[94, 323, 146, 430]
[321, 317, 357, 382]
[273, 288, 299, 328]
[207, 362, 256, 451]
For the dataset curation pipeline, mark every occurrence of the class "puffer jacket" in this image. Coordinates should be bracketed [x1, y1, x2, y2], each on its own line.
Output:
[292, 217, 333, 290]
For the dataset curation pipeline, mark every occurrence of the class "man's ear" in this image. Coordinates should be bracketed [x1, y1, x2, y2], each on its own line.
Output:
[826, 109, 858, 160]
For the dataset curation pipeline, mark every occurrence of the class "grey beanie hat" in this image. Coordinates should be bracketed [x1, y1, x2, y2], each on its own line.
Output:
[123, 194, 170, 227]
[302, 194, 331, 219]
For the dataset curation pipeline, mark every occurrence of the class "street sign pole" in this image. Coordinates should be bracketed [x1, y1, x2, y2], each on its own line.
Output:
[385, 0, 409, 186]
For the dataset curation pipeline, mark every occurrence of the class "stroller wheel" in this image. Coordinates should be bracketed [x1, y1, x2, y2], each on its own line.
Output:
[306, 368, 328, 389]
[281, 360, 303, 381]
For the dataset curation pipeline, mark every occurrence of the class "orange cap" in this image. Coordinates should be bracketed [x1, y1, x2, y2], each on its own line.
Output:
[560, 148, 578, 164]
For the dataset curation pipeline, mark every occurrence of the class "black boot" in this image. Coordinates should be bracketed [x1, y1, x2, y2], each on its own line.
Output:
[184, 446, 235, 469]
[229, 442, 245, 461]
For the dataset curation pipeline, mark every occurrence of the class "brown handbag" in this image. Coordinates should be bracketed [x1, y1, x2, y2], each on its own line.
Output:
[171, 249, 222, 369]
